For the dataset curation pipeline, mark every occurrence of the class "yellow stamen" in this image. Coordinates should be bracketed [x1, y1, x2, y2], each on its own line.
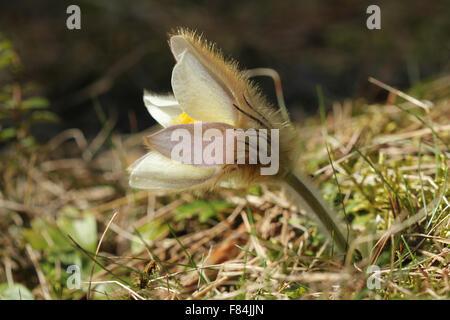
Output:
[173, 111, 195, 124]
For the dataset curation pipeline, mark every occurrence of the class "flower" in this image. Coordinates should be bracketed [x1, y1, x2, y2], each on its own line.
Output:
[128, 29, 297, 191]
[128, 28, 352, 255]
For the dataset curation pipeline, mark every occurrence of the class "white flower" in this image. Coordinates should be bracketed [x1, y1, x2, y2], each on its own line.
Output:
[128, 29, 351, 255]
[129, 29, 297, 191]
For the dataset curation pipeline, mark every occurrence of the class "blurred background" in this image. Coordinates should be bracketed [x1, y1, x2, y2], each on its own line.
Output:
[0, 0, 449, 300]
[1, 0, 449, 140]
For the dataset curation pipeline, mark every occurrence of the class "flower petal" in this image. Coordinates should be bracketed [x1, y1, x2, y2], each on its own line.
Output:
[170, 35, 191, 61]
[171, 46, 237, 126]
[128, 151, 218, 190]
[145, 122, 236, 167]
[143, 90, 183, 127]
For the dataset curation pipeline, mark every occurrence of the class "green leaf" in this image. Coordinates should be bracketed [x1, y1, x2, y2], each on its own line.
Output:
[136, 219, 169, 241]
[175, 199, 233, 222]
[22, 229, 47, 251]
[0, 283, 34, 300]
[46, 226, 73, 251]
[352, 213, 375, 229]
[23, 218, 73, 252]
[21, 97, 49, 110]
[344, 199, 371, 214]
[131, 219, 168, 253]
[175, 199, 209, 221]
[20, 136, 37, 149]
[0, 127, 17, 141]
[58, 213, 98, 253]
[28, 110, 59, 123]
[247, 184, 262, 196]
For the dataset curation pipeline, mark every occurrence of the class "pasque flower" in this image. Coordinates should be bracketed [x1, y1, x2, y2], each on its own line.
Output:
[129, 29, 297, 191]
[129, 28, 350, 254]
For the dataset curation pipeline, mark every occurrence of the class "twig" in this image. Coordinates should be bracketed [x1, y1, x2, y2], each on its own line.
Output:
[87, 281, 145, 300]
[87, 211, 119, 299]
[25, 244, 52, 300]
[368, 77, 432, 111]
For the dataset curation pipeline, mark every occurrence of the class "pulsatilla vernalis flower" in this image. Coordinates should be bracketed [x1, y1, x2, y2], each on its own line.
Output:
[129, 29, 297, 191]
[128, 29, 352, 255]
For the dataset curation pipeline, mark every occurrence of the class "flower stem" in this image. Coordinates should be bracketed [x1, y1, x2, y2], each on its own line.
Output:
[284, 171, 349, 254]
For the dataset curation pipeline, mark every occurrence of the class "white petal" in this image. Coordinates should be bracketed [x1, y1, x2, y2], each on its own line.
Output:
[145, 122, 235, 167]
[170, 35, 190, 61]
[171, 49, 237, 126]
[143, 90, 183, 127]
[129, 151, 218, 190]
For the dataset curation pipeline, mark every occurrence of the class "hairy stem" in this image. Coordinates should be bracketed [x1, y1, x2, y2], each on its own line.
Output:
[284, 171, 349, 253]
